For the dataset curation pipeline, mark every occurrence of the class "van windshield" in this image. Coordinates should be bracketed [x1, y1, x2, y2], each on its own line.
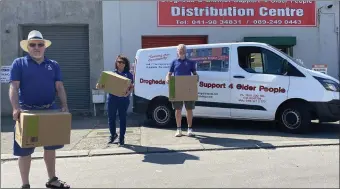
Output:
[267, 44, 307, 68]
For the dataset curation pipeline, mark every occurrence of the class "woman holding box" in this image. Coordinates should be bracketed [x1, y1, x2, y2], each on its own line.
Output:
[96, 55, 134, 146]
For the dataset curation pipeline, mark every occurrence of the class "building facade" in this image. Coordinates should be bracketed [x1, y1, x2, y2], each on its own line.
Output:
[0, 0, 103, 116]
[1, 0, 339, 116]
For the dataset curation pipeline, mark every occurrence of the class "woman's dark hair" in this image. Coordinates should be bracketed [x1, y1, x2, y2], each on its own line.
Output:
[115, 54, 130, 73]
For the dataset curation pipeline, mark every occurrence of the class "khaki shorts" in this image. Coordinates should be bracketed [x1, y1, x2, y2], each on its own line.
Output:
[172, 101, 195, 110]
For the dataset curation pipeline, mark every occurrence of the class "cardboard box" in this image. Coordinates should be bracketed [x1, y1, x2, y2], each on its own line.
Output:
[15, 110, 72, 148]
[98, 71, 132, 97]
[169, 75, 198, 101]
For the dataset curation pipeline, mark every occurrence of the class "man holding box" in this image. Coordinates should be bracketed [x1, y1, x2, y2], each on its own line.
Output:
[166, 44, 199, 137]
[9, 30, 70, 189]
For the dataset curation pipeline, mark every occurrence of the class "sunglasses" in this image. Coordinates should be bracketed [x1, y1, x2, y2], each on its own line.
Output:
[116, 60, 125, 64]
[29, 43, 44, 48]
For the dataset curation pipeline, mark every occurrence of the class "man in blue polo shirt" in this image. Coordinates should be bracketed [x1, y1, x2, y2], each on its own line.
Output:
[9, 30, 70, 189]
[166, 44, 199, 137]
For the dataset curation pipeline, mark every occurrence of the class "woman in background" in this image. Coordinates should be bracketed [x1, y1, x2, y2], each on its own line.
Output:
[96, 55, 134, 146]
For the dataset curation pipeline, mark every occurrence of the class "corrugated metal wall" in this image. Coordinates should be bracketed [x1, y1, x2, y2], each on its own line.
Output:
[21, 25, 91, 113]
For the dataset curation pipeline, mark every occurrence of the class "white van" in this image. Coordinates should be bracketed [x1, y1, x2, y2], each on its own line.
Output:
[132, 42, 340, 133]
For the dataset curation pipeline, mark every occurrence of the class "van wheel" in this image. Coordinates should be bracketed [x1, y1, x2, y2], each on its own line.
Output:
[276, 103, 311, 134]
[148, 102, 174, 127]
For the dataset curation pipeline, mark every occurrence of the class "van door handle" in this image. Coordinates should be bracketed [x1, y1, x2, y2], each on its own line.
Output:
[233, 75, 245, 78]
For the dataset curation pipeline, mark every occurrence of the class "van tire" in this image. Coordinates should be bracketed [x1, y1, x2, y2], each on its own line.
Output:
[276, 102, 311, 134]
[148, 101, 174, 127]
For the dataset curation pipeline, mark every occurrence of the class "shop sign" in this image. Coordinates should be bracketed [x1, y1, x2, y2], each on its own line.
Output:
[157, 1, 316, 27]
[312, 64, 327, 74]
[1, 66, 11, 83]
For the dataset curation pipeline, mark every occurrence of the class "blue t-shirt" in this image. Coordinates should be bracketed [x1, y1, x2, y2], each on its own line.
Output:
[9, 55, 62, 107]
[169, 58, 196, 76]
[108, 70, 134, 98]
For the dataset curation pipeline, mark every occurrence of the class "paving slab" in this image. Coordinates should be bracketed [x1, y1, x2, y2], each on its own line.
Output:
[1, 114, 339, 161]
[89, 146, 147, 156]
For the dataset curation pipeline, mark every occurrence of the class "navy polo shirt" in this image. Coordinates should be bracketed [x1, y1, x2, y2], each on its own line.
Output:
[9, 55, 62, 107]
[169, 58, 196, 76]
[108, 70, 134, 98]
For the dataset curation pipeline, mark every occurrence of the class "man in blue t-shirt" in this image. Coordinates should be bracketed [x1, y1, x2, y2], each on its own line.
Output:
[165, 44, 199, 137]
[9, 30, 70, 189]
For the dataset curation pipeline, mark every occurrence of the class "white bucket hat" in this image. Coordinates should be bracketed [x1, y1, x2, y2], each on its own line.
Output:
[20, 30, 52, 52]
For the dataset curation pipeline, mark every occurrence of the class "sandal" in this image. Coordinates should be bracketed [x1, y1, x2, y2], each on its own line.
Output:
[45, 177, 70, 189]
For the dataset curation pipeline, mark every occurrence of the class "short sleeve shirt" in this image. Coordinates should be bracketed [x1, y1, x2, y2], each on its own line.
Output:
[169, 58, 196, 76]
[9, 55, 62, 107]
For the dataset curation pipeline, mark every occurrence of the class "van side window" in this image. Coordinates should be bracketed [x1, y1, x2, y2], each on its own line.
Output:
[237, 46, 288, 75]
[187, 47, 229, 72]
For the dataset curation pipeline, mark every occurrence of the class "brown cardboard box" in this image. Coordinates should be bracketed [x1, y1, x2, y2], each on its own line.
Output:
[169, 75, 198, 101]
[15, 110, 72, 148]
[98, 71, 132, 97]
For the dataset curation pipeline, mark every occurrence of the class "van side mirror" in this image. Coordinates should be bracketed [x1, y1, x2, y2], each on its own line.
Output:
[296, 59, 304, 65]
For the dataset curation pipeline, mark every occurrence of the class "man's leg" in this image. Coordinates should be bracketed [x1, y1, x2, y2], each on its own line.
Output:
[184, 101, 195, 136]
[14, 126, 35, 188]
[44, 149, 56, 179]
[44, 146, 70, 188]
[18, 156, 32, 187]
[172, 101, 183, 137]
[44, 146, 63, 179]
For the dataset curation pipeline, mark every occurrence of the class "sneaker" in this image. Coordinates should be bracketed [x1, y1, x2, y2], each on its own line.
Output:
[187, 128, 195, 136]
[21, 184, 30, 189]
[175, 129, 182, 137]
[118, 137, 125, 146]
[108, 133, 118, 144]
[45, 177, 70, 189]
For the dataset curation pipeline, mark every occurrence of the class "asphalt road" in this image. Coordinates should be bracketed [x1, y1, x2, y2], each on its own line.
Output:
[2, 145, 339, 188]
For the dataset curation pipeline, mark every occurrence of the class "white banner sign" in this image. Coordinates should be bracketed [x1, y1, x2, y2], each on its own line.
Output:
[1, 66, 11, 83]
[312, 64, 327, 75]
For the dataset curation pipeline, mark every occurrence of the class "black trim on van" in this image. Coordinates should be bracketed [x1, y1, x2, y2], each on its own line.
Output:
[311, 99, 340, 122]
[286, 63, 306, 77]
[195, 101, 266, 111]
[132, 94, 266, 114]
[133, 94, 149, 114]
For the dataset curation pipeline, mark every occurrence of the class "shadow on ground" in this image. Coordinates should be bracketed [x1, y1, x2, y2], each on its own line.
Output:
[193, 134, 276, 149]
[121, 132, 275, 165]
[143, 117, 340, 140]
[123, 144, 200, 165]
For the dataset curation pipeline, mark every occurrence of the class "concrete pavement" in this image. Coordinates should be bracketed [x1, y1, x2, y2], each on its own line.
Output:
[1, 114, 339, 161]
[1, 145, 339, 188]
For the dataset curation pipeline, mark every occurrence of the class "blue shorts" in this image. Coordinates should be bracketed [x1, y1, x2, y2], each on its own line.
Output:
[13, 104, 64, 157]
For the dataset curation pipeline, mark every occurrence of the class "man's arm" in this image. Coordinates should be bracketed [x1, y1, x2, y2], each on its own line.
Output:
[9, 81, 20, 110]
[9, 60, 22, 120]
[56, 81, 68, 109]
[166, 61, 175, 83]
[54, 62, 68, 111]
[191, 60, 199, 81]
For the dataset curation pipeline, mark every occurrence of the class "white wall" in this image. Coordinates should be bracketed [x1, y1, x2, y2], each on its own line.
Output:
[103, 0, 340, 112]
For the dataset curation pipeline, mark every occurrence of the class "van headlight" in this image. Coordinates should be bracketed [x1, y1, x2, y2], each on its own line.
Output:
[314, 76, 339, 92]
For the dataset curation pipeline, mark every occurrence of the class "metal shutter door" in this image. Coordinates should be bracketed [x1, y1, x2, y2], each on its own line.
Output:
[141, 36, 208, 48]
[22, 25, 91, 113]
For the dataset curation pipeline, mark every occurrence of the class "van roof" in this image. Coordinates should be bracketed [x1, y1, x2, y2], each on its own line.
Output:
[136, 42, 269, 53]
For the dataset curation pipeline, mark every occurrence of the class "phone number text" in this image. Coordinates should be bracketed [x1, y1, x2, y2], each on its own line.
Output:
[183, 19, 303, 25]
